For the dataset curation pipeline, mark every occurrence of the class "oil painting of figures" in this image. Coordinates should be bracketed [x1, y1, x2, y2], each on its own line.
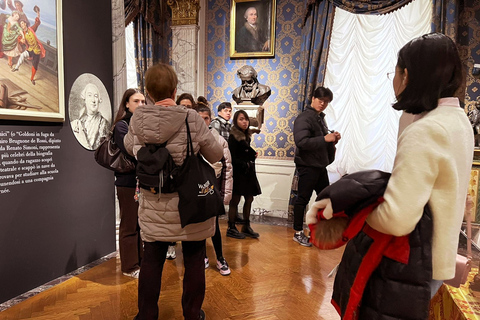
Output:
[0, 0, 63, 121]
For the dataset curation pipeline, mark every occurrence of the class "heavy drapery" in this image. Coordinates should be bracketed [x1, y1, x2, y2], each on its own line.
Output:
[288, 0, 430, 220]
[124, 0, 170, 94]
[431, 0, 460, 41]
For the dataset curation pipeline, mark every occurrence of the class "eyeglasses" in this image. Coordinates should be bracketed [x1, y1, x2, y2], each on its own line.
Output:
[387, 71, 395, 80]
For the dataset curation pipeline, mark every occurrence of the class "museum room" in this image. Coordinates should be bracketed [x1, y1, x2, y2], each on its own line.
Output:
[1, 0, 480, 319]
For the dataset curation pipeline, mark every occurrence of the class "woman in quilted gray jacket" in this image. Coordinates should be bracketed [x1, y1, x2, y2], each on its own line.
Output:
[124, 63, 223, 320]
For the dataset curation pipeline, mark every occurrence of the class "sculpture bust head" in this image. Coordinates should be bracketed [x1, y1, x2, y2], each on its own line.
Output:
[232, 65, 271, 105]
[238, 65, 258, 94]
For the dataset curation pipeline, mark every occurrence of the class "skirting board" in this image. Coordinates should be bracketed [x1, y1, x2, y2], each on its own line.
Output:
[250, 158, 295, 218]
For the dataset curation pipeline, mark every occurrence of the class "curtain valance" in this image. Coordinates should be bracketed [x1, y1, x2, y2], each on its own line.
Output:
[327, 0, 414, 14]
[303, 0, 414, 26]
[124, 0, 169, 35]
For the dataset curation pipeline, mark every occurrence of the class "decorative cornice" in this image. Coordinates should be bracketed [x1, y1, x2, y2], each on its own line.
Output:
[167, 0, 200, 26]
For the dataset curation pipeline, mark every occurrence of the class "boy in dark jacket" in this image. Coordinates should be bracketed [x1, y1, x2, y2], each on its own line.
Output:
[292, 86, 341, 246]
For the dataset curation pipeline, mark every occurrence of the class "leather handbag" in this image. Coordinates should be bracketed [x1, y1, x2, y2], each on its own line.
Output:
[174, 116, 224, 228]
[94, 121, 135, 173]
[444, 197, 473, 288]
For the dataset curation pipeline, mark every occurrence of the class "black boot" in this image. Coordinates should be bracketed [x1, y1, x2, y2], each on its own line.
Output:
[227, 222, 246, 239]
[235, 213, 246, 224]
[242, 222, 259, 238]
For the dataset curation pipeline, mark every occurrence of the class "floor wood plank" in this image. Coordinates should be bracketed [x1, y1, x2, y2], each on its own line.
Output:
[0, 221, 343, 320]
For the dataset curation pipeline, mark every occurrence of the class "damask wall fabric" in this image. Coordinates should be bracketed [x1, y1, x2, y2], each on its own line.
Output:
[206, 0, 303, 159]
[205, 0, 480, 159]
[458, 0, 480, 113]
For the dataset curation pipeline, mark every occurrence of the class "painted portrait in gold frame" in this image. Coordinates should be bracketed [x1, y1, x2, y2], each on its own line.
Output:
[230, 0, 276, 59]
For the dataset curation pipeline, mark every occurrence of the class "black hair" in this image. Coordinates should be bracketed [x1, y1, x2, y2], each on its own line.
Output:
[313, 87, 333, 102]
[197, 106, 211, 118]
[393, 33, 463, 115]
[218, 102, 232, 112]
[233, 109, 251, 137]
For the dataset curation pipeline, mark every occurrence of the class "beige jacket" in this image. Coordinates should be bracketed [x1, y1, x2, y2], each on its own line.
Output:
[124, 105, 223, 242]
[366, 98, 474, 280]
[209, 128, 233, 204]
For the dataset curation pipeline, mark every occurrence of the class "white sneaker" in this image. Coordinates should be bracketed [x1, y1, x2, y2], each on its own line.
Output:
[216, 257, 231, 276]
[293, 231, 312, 247]
[123, 269, 140, 279]
[166, 245, 176, 260]
[205, 257, 210, 269]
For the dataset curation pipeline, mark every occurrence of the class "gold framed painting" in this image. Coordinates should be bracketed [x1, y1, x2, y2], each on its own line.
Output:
[230, 0, 276, 59]
[0, 0, 64, 122]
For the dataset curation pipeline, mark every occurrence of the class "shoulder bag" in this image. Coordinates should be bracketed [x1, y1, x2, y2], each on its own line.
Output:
[175, 116, 225, 228]
[94, 121, 136, 173]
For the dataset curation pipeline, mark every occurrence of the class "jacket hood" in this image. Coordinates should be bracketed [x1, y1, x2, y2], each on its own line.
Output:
[130, 104, 188, 144]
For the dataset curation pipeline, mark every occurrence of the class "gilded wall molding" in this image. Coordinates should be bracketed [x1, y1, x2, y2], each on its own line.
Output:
[167, 0, 200, 26]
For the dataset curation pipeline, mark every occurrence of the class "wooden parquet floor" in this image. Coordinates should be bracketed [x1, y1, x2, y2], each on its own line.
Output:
[0, 221, 344, 320]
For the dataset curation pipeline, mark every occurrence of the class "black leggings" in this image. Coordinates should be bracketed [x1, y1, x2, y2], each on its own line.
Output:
[208, 215, 223, 260]
[228, 194, 254, 224]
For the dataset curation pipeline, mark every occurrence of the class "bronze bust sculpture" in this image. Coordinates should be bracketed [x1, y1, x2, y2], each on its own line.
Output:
[232, 65, 271, 106]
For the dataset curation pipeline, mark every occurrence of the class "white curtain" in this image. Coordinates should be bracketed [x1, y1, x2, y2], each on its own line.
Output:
[125, 23, 138, 89]
[323, 0, 431, 183]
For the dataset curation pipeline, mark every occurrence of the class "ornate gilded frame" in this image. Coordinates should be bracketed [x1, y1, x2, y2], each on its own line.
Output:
[0, 0, 64, 122]
[230, 0, 276, 59]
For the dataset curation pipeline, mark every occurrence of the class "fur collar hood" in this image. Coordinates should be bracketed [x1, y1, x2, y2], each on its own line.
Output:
[230, 126, 250, 142]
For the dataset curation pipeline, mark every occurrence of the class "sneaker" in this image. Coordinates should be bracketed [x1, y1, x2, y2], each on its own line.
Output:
[199, 309, 206, 320]
[166, 245, 176, 260]
[241, 225, 259, 238]
[293, 231, 312, 247]
[216, 257, 231, 276]
[226, 225, 246, 239]
[123, 269, 140, 278]
[204, 257, 209, 269]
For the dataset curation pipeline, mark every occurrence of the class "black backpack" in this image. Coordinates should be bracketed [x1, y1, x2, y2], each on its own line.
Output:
[136, 143, 177, 194]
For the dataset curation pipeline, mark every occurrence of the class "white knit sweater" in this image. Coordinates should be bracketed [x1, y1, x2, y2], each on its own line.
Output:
[366, 98, 474, 280]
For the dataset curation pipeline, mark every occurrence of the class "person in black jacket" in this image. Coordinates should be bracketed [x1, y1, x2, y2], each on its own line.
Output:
[227, 110, 261, 239]
[292, 87, 341, 246]
[113, 88, 145, 278]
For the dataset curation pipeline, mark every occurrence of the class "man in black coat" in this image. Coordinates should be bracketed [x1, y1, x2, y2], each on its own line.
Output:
[292, 87, 341, 246]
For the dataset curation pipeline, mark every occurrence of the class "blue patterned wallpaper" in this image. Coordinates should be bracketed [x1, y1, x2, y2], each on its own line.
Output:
[458, 0, 480, 112]
[205, 0, 303, 159]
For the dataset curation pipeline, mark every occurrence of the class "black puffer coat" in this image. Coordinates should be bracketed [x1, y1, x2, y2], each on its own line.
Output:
[313, 170, 433, 320]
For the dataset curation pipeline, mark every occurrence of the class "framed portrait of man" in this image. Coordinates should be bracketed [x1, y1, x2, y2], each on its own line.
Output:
[230, 0, 276, 59]
[0, 0, 64, 122]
